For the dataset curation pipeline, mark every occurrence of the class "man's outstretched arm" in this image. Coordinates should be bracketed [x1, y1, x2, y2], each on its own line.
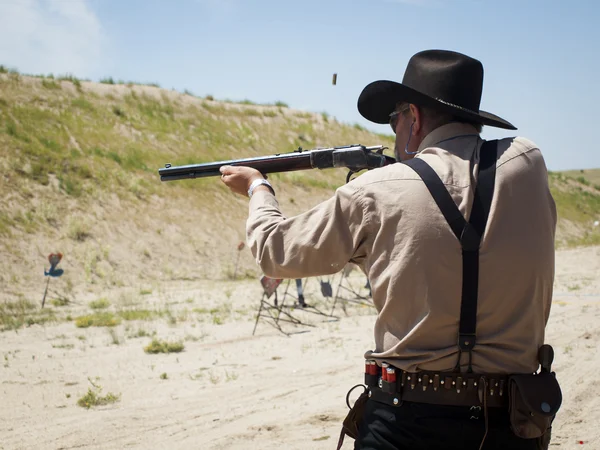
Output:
[219, 165, 370, 279]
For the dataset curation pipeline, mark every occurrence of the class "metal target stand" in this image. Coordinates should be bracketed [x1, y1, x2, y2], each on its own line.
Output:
[252, 276, 314, 336]
[329, 266, 374, 316]
[277, 278, 337, 321]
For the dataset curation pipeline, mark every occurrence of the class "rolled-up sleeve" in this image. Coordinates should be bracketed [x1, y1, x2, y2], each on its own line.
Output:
[246, 184, 370, 279]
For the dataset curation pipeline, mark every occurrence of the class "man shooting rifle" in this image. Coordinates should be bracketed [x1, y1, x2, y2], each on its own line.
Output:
[219, 49, 561, 450]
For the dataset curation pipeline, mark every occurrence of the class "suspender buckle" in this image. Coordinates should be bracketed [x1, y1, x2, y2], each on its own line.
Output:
[459, 333, 476, 350]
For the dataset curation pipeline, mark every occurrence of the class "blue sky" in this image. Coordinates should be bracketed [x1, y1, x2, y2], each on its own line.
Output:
[0, 0, 598, 170]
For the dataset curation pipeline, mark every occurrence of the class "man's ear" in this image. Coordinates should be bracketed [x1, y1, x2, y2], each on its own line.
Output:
[409, 104, 422, 135]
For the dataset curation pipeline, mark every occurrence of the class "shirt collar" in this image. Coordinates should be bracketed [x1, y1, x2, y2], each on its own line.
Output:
[417, 122, 480, 153]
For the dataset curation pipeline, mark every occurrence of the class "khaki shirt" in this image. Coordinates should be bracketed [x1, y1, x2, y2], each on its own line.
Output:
[247, 123, 556, 374]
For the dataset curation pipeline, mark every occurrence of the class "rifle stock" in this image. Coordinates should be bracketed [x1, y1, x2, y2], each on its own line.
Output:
[158, 144, 395, 182]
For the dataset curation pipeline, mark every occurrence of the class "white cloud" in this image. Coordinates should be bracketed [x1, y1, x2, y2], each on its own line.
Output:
[0, 0, 105, 77]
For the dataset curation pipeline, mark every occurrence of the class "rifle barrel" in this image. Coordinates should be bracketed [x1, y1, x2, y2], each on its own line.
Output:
[159, 152, 313, 181]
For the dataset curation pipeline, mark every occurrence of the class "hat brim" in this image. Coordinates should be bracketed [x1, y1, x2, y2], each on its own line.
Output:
[358, 80, 516, 130]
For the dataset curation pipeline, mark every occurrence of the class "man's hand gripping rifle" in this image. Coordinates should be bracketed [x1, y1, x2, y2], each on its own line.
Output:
[158, 144, 395, 183]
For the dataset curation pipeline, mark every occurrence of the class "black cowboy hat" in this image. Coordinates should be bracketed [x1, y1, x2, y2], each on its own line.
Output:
[358, 50, 516, 130]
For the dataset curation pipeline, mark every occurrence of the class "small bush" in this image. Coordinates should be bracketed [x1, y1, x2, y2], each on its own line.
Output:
[144, 338, 184, 354]
[576, 176, 590, 186]
[112, 106, 125, 117]
[66, 217, 91, 241]
[77, 387, 120, 409]
[89, 298, 110, 309]
[274, 101, 288, 107]
[100, 77, 115, 85]
[41, 79, 61, 90]
[50, 297, 69, 307]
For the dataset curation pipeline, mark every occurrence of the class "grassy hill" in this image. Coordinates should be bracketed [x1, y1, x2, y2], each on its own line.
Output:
[0, 71, 599, 304]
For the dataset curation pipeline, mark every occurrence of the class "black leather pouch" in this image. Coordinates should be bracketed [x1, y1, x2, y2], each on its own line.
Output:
[336, 386, 369, 450]
[508, 372, 562, 439]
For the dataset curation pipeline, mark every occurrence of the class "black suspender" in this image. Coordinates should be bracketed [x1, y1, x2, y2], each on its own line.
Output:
[403, 140, 498, 373]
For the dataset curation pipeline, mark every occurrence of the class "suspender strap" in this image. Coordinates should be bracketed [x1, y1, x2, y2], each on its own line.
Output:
[403, 140, 498, 373]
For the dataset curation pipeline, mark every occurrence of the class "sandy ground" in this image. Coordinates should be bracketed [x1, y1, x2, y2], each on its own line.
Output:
[0, 246, 599, 450]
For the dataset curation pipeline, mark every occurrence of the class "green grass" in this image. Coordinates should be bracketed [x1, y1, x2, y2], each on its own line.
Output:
[560, 169, 600, 186]
[75, 312, 121, 328]
[143, 338, 184, 354]
[0, 298, 59, 331]
[118, 309, 155, 321]
[548, 172, 600, 247]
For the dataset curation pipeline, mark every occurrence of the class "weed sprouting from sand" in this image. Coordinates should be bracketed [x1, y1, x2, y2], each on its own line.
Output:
[66, 216, 92, 241]
[77, 386, 121, 409]
[118, 309, 155, 321]
[212, 315, 224, 325]
[225, 370, 238, 382]
[143, 338, 184, 354]
[189, 369, 207, 381]
[160, 372, 168, 380]
[165, 309, 177, 325]
[75, 312, 121, 328]
[107, 328, 121, 345]
[193, 302, 233, 325]
[184, 332, 207, 342]
[128, 328, 155, 339]
[52, 343, 75, 349]
[208, 370, 220, 384]
[89, 298, 110, 309]
[50, 297, 70, 307]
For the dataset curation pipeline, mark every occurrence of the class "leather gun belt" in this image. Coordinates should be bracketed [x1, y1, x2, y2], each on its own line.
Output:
[365, 365, 508, 408]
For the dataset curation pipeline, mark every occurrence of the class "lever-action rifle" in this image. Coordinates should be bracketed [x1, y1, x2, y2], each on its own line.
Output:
[158, 144, 395, 183]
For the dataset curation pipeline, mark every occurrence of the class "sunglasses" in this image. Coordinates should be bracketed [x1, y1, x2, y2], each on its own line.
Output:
[389, 104, 411, 133]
